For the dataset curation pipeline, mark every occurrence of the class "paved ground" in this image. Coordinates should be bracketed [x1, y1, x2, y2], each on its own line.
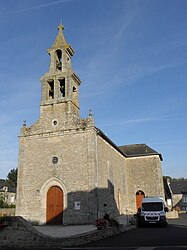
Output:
[34, 224, 96, 237]
[168, 212, 187, 226]
[34, 213, 187, 238]
[34, 214, 129, 237]
[83, 213, 187, 250]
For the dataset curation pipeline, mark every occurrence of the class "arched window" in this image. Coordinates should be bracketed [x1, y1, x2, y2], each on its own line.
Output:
[47, 80, 54, 99]
[59, 78, 65, 97]
[56, 50, 62, 70]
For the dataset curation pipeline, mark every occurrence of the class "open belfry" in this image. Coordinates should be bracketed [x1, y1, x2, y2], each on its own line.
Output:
[16, 25, 165, 225]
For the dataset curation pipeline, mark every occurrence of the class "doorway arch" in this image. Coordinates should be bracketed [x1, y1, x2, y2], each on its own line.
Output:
[136, 190, 145, 211]
[46, 186, 63, 225]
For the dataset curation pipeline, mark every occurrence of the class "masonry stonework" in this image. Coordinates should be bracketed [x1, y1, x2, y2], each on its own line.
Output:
[125, 156, 165, 212]
[16, 25, 165, 225]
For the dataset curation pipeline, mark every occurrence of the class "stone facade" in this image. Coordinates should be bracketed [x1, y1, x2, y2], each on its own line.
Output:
[125, 156, 165, 212]
[16, 25, 165, 225]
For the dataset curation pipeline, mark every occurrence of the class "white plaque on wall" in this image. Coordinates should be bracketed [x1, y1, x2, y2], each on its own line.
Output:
[74, 201, 81, 210]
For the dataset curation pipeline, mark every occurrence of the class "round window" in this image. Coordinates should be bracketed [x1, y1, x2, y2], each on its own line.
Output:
[52, 156, 58, 164]
[53, 120, 57, 125]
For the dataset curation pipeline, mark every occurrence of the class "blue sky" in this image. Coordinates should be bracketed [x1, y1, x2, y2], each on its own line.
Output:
[0, 0, 187, 179]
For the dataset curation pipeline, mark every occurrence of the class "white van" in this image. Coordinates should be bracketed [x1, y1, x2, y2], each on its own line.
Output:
[137, 197, 168, 227]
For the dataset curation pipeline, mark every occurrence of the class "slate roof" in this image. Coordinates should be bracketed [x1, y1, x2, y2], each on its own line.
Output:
[170, 180, 187, 194]
[96, 128, 163, 161]
[119, 144, 163, 161]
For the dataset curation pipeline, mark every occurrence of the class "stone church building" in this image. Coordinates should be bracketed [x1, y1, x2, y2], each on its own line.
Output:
[16, 25, 165, 225]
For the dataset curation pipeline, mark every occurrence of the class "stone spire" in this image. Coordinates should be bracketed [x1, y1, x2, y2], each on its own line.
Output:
[46, 24, 75, 74]
[52, 24, 67, 48]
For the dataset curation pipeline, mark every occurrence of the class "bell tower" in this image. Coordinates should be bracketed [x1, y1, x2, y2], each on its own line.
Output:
[40, 24, 81, 123]
[20, 24, 94, 136]
[16, 24, 96, 225]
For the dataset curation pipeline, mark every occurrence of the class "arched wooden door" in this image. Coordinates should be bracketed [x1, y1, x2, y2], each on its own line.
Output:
[46, 186, 63, 225]
[136, 190, 145, 211]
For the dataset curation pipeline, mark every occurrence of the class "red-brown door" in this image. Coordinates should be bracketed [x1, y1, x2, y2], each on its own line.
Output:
[136, 190, 145, 210]
[46, 186, 63, 225]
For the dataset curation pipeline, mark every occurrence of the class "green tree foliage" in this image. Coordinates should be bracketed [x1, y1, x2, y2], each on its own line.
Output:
[163, 176, 187, 182]
[172, 177, 187, 181]
[0, 193, 15, 209]
[6, 168, 18, 188]
[0, 194, 9, 208]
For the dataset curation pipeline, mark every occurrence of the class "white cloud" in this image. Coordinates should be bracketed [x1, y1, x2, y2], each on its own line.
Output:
[98, 113, 187, 127]
[0, 0, 72, 14]
[114, 4, 140, 41]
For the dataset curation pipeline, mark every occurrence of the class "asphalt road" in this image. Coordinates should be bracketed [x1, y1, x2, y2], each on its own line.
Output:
[79, 213, 187, 250]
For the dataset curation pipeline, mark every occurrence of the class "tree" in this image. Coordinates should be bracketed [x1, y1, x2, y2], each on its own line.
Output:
[0, 193, 8, 208]
[6, 168, 18, 188]
[163, 176, 187, 182]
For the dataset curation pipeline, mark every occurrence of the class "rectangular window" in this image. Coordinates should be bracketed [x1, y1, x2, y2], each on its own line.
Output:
[59, 79, 65, 97]
[142, 202, 163, 211]
[48, 80, 54, 99]
[56, 50, 62, 70]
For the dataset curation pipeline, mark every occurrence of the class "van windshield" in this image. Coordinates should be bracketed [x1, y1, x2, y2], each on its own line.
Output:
[142, 202, 163, 211]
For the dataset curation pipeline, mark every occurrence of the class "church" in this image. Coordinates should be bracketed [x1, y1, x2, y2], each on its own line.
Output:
[16, 25, 165, 225]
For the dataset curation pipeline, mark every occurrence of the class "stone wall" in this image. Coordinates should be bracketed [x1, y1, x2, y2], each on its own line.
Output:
[125, 155, 165, 213]
[96, 135, 127, 218]
[166, 210, 179, 219]
[0, 208, 15, 217]
[16, 127, 98, 225]
[0, 216, 135, 248]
